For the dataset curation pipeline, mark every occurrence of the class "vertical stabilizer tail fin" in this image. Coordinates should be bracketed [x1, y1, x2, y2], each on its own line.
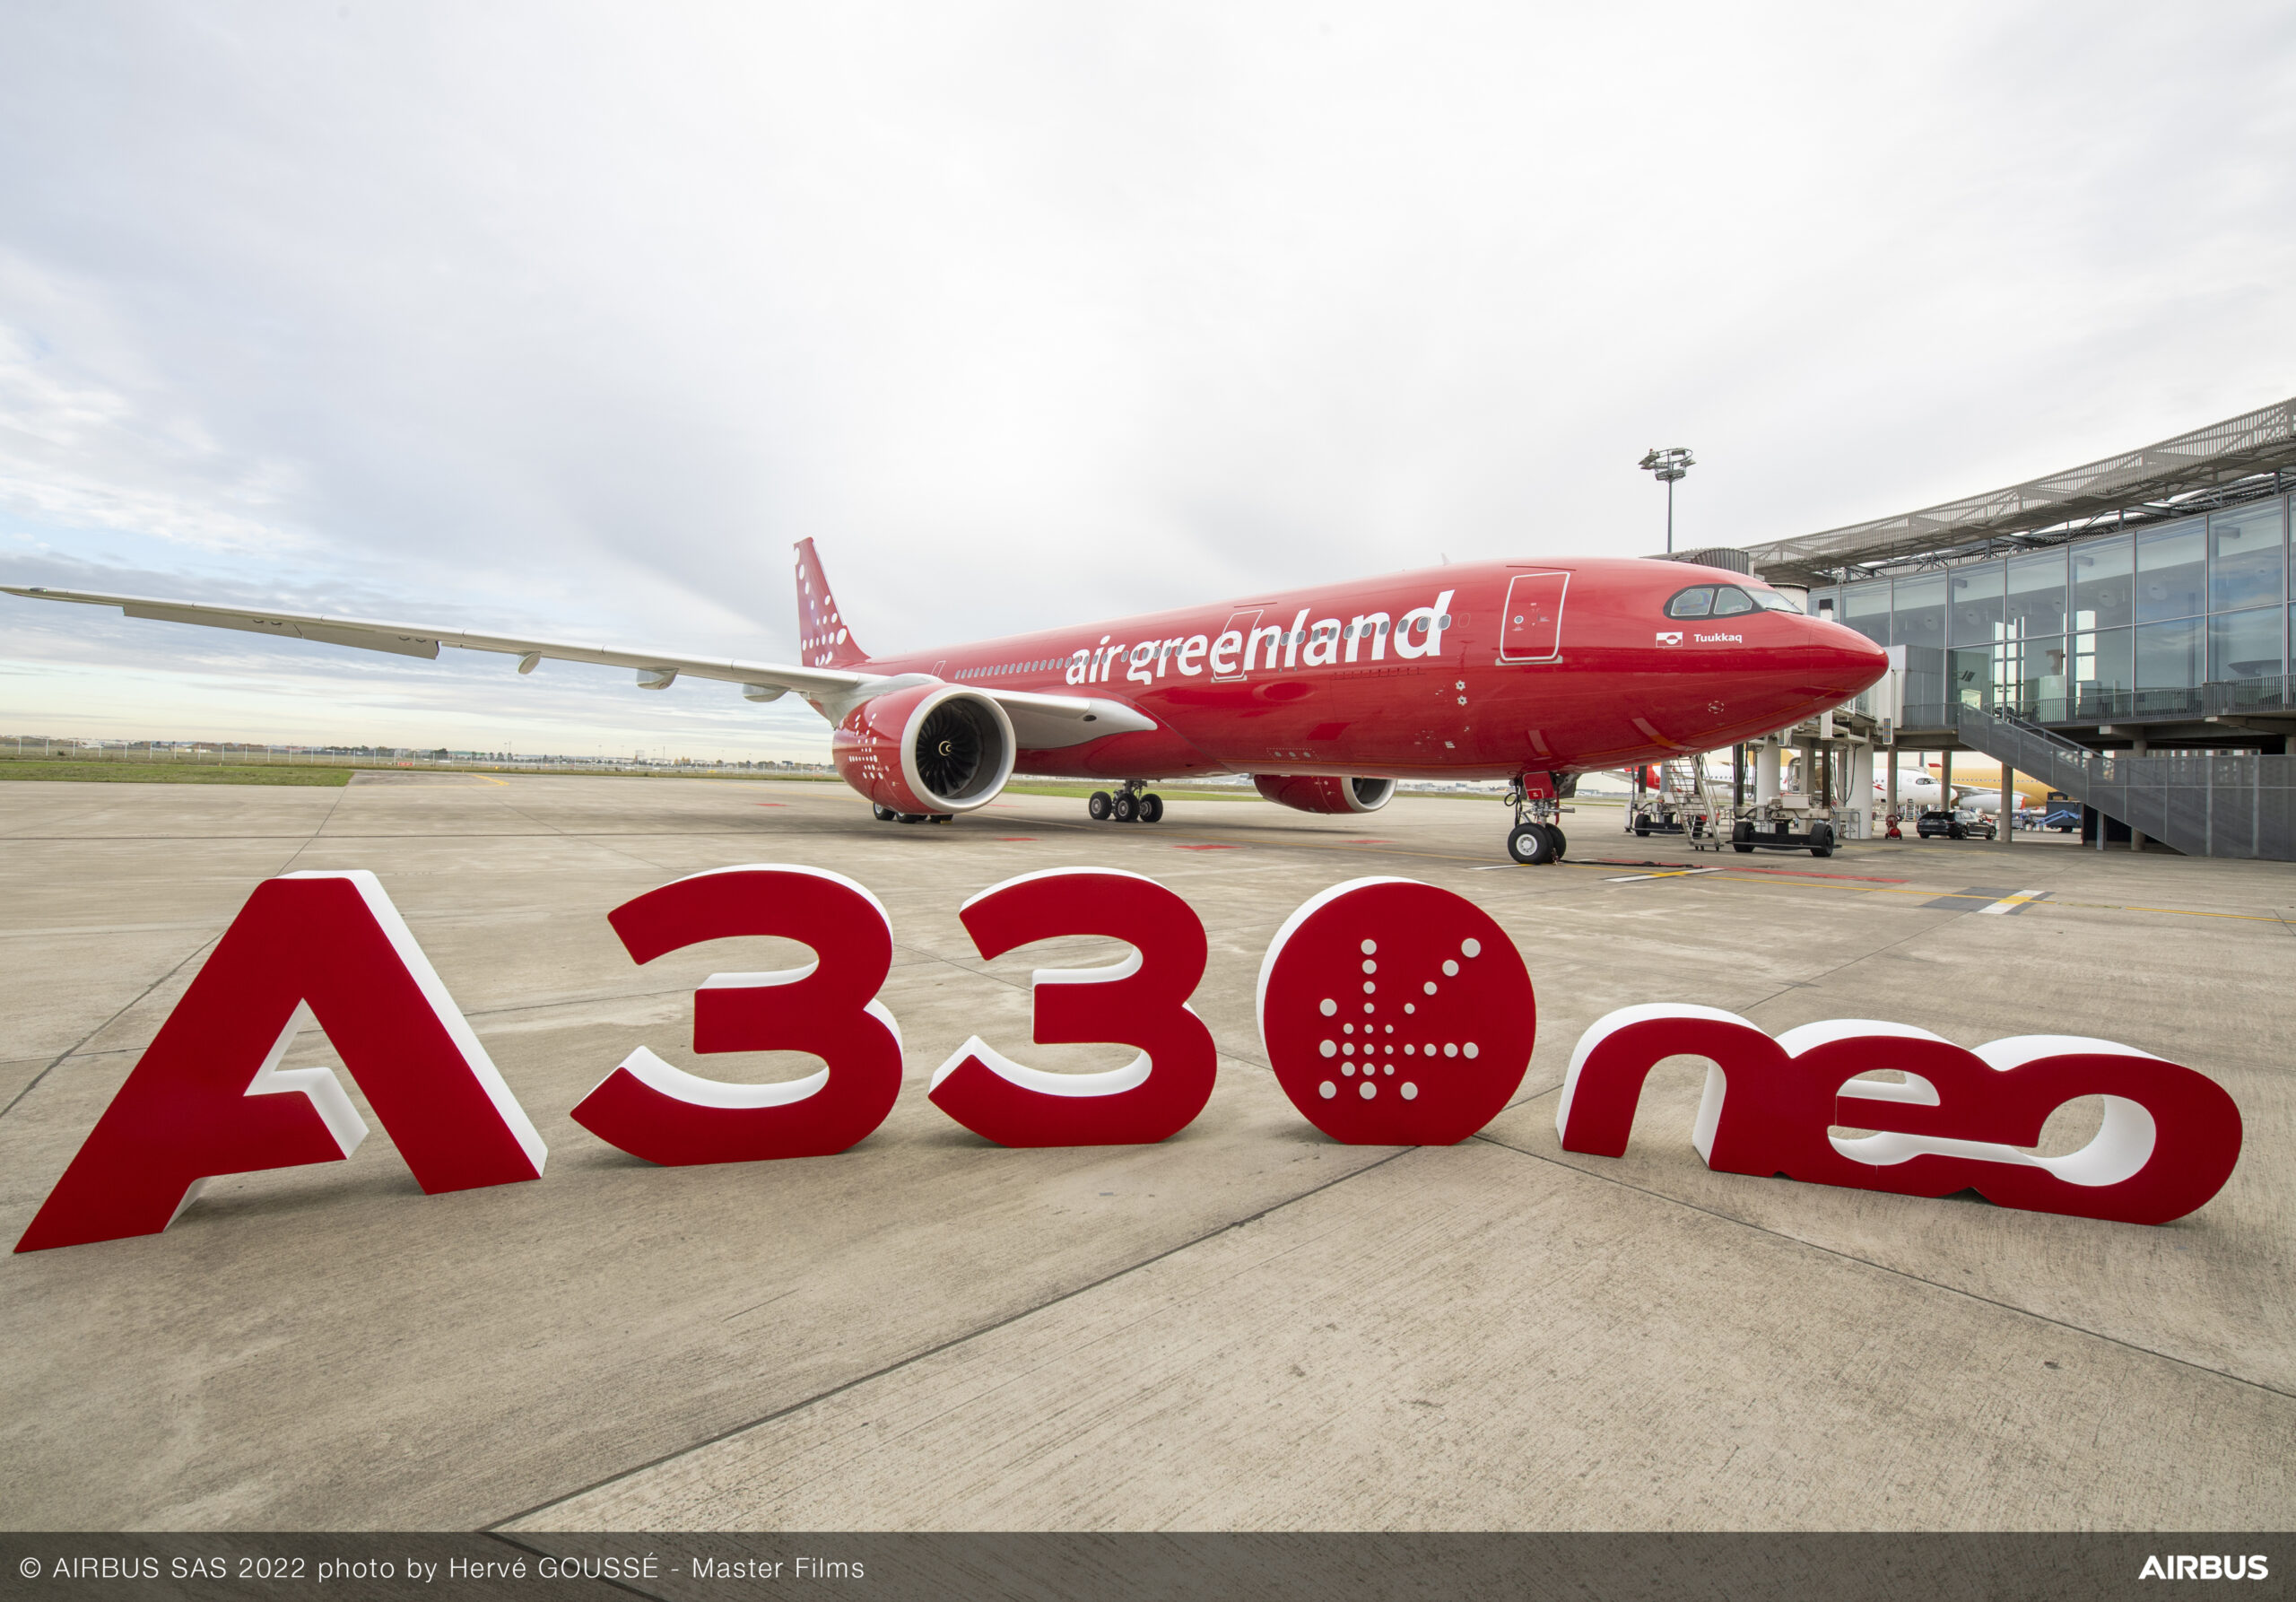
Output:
[792, 538, 870, 668]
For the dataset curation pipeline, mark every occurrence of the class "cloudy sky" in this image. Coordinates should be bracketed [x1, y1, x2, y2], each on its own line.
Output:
[2, 3, 2292, 758]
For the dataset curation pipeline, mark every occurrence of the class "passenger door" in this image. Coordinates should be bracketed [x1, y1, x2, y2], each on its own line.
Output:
[1499, 572, 1569, 663]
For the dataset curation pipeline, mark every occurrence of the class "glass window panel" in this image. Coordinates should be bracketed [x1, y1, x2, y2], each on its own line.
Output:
[2209, 501, 2284, 613]
[2005, 549, 2067, 638]
[1710, 586, 1753, 616]
[1840, 580, 1892, 646]
[2209, 607, 2283, 681]
[2019, 635, 2069, 720]
[1892, 573, 1946, 649]
[2072, 625, 2132, 718]
[1807, 587, 1839, 620]
[1949, 562, 2003, 648]
[2135, 520, 2206, 622]
[2071, 536, 2133, 630]
[1949, 646, 1996, 710]
[1665, 587, 1714, 618]
[2136, 617, 2205, 689]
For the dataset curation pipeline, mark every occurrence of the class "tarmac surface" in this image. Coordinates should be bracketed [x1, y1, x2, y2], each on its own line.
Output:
[0, 774, 2290, 1531]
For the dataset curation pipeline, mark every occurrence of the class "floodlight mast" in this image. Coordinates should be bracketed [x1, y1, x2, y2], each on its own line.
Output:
[1639, 446, 1695, 553]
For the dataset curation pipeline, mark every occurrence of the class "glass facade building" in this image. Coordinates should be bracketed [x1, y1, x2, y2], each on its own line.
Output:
[1807, 492, 2292, 726]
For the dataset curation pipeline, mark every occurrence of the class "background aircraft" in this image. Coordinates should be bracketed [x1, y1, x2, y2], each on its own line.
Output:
[5, 544, 1886, 864]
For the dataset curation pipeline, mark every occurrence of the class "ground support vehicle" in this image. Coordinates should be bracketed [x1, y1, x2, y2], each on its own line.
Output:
[1730, 794, 1844, 858]
[1629, 755, 1723, 845]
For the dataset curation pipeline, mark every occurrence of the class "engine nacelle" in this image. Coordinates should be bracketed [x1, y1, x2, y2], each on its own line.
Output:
[832, 684, 1017, 815]
[1253, 774, 1396, 814]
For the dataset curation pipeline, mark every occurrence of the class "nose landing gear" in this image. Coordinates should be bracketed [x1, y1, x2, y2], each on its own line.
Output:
[1502, 773, 1570, 866]
[1507, 820, 1564, 865]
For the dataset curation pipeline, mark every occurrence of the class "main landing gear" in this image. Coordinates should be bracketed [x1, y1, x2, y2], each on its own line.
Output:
[1503, 775, 1568, 866]
[1088, 781, 1163, 824]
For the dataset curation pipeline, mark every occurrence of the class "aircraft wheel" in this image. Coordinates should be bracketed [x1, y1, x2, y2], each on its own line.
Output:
[1137, 792, 1164, 823]
[1548, 824, 1568, 860]
[898, 813, 927, 824]
[1732, 820, 1754, 846]
[1111, 791, 1138, 823]
[929, 814, 952, 824]
[1633, 819, 1650, 837]
[873, 804, 897, 823]
[1506, 822, 1556, 866]
[1734, 843, 1755, 854]
[1808, 823, 1835, 858]
[1088, 790, 1112, 821]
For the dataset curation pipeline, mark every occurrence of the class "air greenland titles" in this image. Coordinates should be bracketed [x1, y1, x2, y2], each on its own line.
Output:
[1065, 588, 1457, 686]
[3, 538, 1889, 863]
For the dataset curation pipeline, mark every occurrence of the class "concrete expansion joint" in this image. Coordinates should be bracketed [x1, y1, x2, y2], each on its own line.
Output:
[483, 1145, 1419, 1530]
[0, 932, 222, 1126]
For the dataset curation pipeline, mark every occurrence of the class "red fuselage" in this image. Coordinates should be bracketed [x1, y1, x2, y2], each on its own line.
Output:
[851, 558, 1887, 781]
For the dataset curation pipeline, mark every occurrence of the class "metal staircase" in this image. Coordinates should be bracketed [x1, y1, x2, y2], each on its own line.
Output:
[1952, 706, 2296, 860]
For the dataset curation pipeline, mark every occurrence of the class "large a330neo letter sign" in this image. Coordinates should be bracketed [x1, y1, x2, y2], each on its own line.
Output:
[1257, 877, 1535, 1145]
[1553, 1006, 2244, 1225]
[15, 871, 546, 1253]
[12, 866, 2247, 1252]
[929, 869, 1217, 1147]
[569, 865, 906, 1164]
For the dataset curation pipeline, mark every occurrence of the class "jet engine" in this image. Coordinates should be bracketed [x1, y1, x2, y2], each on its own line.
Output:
[832, 683, 1017, 816]
[1253, 774, 1396, 814]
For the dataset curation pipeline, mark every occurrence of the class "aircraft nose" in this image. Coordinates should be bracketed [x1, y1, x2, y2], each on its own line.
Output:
[1805, 619, 1890, 698]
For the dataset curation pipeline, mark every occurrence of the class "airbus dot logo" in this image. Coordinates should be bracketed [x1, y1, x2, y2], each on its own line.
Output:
[1655, 631, 1683, 647]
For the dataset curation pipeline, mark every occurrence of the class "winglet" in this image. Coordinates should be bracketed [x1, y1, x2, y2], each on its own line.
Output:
[793, 540, 870, 669]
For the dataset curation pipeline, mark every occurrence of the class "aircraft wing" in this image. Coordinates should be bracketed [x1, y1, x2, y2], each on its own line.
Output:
[1, 584, 1153, 748]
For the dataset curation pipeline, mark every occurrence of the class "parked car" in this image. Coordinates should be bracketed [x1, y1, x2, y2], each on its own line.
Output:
[1916, 809, 1996, 840]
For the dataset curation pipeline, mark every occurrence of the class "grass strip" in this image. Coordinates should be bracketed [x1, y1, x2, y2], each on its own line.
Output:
[0, 760, 352, 787]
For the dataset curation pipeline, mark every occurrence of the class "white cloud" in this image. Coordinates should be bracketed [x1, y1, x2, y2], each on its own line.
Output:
[0, 0, 2292, 743]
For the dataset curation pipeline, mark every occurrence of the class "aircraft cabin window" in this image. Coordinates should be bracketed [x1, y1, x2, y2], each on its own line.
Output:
[1750, 590, 1798, 613]
[1665, 587, 1716, 618]
[1710, 587, 1754, 616]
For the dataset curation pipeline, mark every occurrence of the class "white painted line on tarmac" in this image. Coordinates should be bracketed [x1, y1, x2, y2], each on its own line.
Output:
[1977, 889, 2051, 915]
[1605, 866, 1723, 883]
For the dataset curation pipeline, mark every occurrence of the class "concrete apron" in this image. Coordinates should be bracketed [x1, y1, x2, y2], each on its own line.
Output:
[0, 778, 2287, 1530]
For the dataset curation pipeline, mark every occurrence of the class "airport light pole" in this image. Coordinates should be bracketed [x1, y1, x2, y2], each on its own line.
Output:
[1639, 447, 1694, 553]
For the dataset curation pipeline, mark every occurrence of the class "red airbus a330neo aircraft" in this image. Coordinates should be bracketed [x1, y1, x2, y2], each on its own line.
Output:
[4, 539, 1886, 862]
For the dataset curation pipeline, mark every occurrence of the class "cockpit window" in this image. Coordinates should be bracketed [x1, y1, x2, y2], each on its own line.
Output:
[1670, 582, 1795, 618]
